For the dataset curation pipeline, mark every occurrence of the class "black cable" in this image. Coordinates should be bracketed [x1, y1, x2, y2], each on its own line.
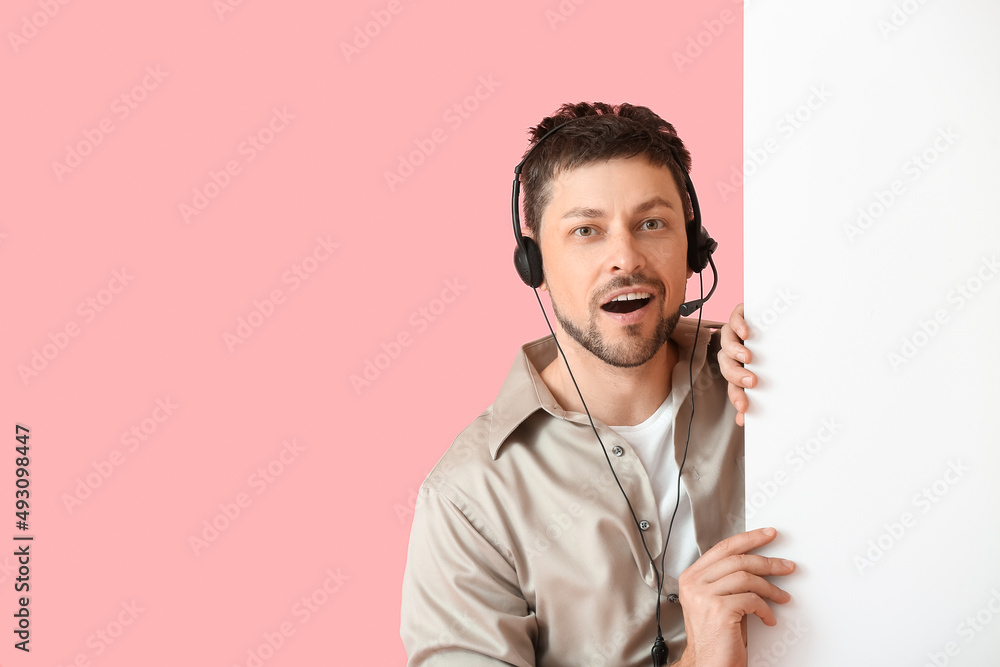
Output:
[530, 277, 705, 665]
[531, 288, 662, 580]
[655, 269, 704, 642]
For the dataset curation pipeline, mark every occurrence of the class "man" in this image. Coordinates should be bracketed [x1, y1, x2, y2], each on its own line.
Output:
[400, 102, 793, 666]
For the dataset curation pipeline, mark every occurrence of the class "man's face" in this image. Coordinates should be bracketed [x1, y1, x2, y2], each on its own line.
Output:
[536, 156, 692, 368]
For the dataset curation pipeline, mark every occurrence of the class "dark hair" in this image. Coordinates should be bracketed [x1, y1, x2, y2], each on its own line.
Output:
[519, 102, 693, 239]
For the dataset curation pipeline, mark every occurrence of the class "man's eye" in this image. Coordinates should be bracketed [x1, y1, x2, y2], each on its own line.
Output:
[642, 219, 665, 230]
[573, 227, 594, 237]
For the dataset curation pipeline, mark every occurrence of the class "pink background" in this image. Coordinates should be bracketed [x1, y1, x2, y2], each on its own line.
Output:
[2, 0, 742, 664]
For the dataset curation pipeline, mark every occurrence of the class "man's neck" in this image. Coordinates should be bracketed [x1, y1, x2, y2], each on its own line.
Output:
[539, 336, 678, 427]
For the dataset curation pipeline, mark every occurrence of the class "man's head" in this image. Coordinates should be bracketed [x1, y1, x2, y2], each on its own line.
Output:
[519, 102, 694, 243]
[518, 102, 696, 369]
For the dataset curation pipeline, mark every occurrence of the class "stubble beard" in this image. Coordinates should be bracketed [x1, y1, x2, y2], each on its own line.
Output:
[549, 285, 681, 369]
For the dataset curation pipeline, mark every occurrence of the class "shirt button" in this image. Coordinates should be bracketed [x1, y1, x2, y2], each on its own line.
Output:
[667, 594, 679, 604]
[612, 446, 624, 457]
[639, 520, 650, 531]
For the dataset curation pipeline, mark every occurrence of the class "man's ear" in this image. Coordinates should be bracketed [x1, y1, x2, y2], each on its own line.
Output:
[522, 226, 547, 291]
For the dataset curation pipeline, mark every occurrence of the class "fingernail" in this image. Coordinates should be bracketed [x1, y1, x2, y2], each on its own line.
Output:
[736, 352, 747, 363]
[741, 376, 753, 388]
[762, 527, 775, 536]
[781, 559, 795, 569]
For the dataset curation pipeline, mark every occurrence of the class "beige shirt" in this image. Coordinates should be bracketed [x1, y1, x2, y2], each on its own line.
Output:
[400, 318, 745, 666]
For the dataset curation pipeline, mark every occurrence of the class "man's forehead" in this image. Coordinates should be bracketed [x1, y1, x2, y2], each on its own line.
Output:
[543, 158, 683, 217]
[559, 196, 678, 221]
[548, 155, 678, 187]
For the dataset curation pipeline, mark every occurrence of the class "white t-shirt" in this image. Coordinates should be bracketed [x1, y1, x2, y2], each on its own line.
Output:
[607, 393, 701, 579]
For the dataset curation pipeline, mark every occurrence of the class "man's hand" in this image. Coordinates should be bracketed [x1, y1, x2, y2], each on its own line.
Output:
[674, 527, 795, 667]
[718, 303, 758, 427]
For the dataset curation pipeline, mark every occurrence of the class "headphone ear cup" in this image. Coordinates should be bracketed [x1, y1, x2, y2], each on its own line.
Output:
[514, 235, 544, 288]
[687, 225, 716, 273]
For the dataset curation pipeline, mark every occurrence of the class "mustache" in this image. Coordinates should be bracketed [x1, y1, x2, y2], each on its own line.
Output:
[592, 275, 666, 307]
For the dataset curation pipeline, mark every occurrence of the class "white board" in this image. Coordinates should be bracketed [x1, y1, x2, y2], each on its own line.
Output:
[745, 2, 1000, 665]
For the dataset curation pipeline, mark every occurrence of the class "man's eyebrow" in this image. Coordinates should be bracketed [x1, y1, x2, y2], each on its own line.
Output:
[560, 197, 676, 221]
[560, 206, 604, 220]
[633, 196, 676, 215]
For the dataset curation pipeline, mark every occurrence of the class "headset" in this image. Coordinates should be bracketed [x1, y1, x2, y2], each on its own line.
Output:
[512, 116, 718, 312]
[509, 113, 718, 666]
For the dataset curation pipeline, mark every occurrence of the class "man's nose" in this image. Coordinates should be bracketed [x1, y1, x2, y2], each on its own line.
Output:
[608, 231, 644, 274]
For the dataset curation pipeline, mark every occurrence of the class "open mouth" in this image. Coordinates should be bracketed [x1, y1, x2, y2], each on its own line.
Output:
[601, 292, 652, 314]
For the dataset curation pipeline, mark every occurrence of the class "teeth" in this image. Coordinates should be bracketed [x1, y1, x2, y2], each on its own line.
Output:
[610, 291, 652, 302]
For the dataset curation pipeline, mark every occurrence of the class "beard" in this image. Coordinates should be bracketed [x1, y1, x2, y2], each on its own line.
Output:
[549, 278, 681, 369]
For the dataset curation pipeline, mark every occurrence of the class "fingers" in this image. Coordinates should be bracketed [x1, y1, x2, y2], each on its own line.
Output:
[679, 529, 795, 630]
[719, 340, 748, 378]
[719, 303, 758, 426]
[721, 321, 751, 364]
[719, 341, 755, 426]
[676, 527, 796, 659]
[727, 383, 745, 412]
[728, 302, 750, 340]
[700, 526, 778, 561]
[727, 384, 748, 428]
[727, 593, 780, 627]
[713, 571, 792, 606]
[700, 554, 796, 589]
[719, 330, 756, 388]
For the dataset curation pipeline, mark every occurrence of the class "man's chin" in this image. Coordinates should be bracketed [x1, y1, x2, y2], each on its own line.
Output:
[596, 309, 681, 366]
[551, 297, 680, 369]
[573, 321, 678, 369]
[591, 337, 669, 368]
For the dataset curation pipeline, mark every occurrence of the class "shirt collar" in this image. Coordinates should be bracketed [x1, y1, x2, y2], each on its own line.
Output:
[487, 317, 723, 459]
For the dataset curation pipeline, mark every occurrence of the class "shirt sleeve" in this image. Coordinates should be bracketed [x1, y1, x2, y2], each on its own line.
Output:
[400, 484, 538, 667]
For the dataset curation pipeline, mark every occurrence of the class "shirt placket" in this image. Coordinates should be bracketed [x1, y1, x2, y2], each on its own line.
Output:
[593, 424, 666, 592]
